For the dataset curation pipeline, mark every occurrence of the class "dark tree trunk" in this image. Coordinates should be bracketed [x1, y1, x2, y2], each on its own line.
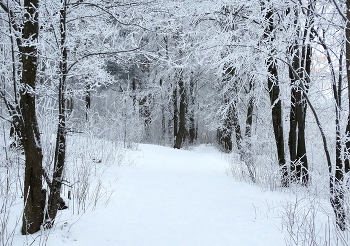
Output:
[289, 65, 309, 186]
[174, 70, 187, 149]
[296, 104, 308, 184]
[289, 81, 298, 176]
[46, 0, 68, 228]
[173, 82, 178, 139]
[288, 17, 310, 186]
[263, 8, 288, 186]
[85, 84, 91, 120]
[243, 87, 256, 183]
[20, 0, 44, 235]
[231, 101, 242, 152]
[289, 86, 309, 185]
[217, 102, 233, 153]
[139, 96, 152, 141]
[217, 67, 235, 152]
[160, 79, 166, 141]
[331, 77, 345, 231]
[332, 92, 345, 230]
[345, 0, 350, 174]
[188, 76, 196, 144]
[345, 121, 350, 172]
[298, 33, 312, 185]
[335, 53, 342, 180]
[329, 0, 350, 231]
[288, 33, 299, 182]
[267, 59, 287, 186]
[189, 111, 195, 144]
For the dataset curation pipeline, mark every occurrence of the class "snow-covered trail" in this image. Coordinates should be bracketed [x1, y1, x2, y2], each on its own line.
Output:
[9, 144, 288, 246]
[63, 144, 287, 246]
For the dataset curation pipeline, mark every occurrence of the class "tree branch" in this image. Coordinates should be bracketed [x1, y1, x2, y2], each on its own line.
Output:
[280, 55, 333, 174]
[67, 46, 143, 72]
[0, 1, 22, 47]
[42, 168, 53, 190]
[67, 2, 150, 31]
[331, 0, 347, 22]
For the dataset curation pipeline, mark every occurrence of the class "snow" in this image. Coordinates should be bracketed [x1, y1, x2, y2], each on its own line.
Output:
[10, 143, 294, 245]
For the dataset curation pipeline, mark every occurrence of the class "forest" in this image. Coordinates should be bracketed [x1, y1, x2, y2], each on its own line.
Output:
[0, 0, 350, 245]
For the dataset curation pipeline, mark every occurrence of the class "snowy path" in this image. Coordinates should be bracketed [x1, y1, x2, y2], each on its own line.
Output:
[63, 144, 287, 246]
[16, 144, 287, 246]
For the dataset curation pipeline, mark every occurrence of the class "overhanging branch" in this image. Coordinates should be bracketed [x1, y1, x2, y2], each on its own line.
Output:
[67, 46, 143, 72]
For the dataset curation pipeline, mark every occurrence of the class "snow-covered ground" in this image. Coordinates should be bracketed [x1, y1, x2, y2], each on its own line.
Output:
[4, 143, 348, 245]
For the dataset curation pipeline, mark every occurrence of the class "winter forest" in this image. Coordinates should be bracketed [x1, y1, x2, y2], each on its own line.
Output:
[1, 0, 350, 245]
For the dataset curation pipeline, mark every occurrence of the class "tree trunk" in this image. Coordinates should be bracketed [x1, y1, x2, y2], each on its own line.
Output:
[174, 70, 187, 149]
[139, 95, 152, 142]
[298, 34, 312, 185]
[85, 84, 91, 120]
[299, 21, 346, 230]
[303, 82, 344, 230]
[160, 79, 166, 142]
[289, 87, 309, 185]
[231, 101, 242, 152]
[268, 65, 288, 186]
[345, 0, 350, 174]
[189, 110, 196, 144]
[217, 102, 234, 153]
[289, 82, 298, 179]
[328, 0, 350, 231]
[173, 81, 178, 139]
[264, 8, 288, 187]
[217, 67, 235, 152]
[296, 104, 308, 184]
[21, 0, 44, 235]
[288, 27, 310, 186]
[46, 0, 68, 228]
[243, 88, 256, 183]
[188, 76, 196, 144]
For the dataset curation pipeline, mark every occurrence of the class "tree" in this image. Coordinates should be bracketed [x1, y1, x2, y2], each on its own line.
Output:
[0, 0, 45, 234]
[20, 0, 45, 234]
[174, 68, 187, 149]
[262, 1, 288, 187]
[1, 0, 147, 234]
[287, 1, 314, 186]
[45, 0, 68, 228]
[216, 67, 235, 153]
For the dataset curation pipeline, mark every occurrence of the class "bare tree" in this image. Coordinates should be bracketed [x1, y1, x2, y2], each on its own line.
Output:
[287, 1, 314, 186]
[0, 0, 45, 234]
[263, 1, 288, 187]
[46, 0, 68, 228]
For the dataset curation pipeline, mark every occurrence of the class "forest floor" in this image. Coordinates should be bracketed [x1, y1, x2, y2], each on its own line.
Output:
[5, 142, 348, 245]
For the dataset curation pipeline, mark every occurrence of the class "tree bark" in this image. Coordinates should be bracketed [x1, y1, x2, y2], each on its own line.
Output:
[20, 0, 44, 235]
[243, 85, 256, 183]
[264, 8, 288, 187]
[174, 70, 187, 149]
[288, 10, 311, 186]
[188, 76, 196, 144]
[85, 84, 91, 120]
[46, 0, 68, 228]
[217, 67, 235, 152]
[328, 0, 350, 231]
[159, 78, 167, 143]
[173, 81, 178, 139]
[345, 0, 350, 174]
[232, 101, 242, 152]
[217, 101, 234, 153]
